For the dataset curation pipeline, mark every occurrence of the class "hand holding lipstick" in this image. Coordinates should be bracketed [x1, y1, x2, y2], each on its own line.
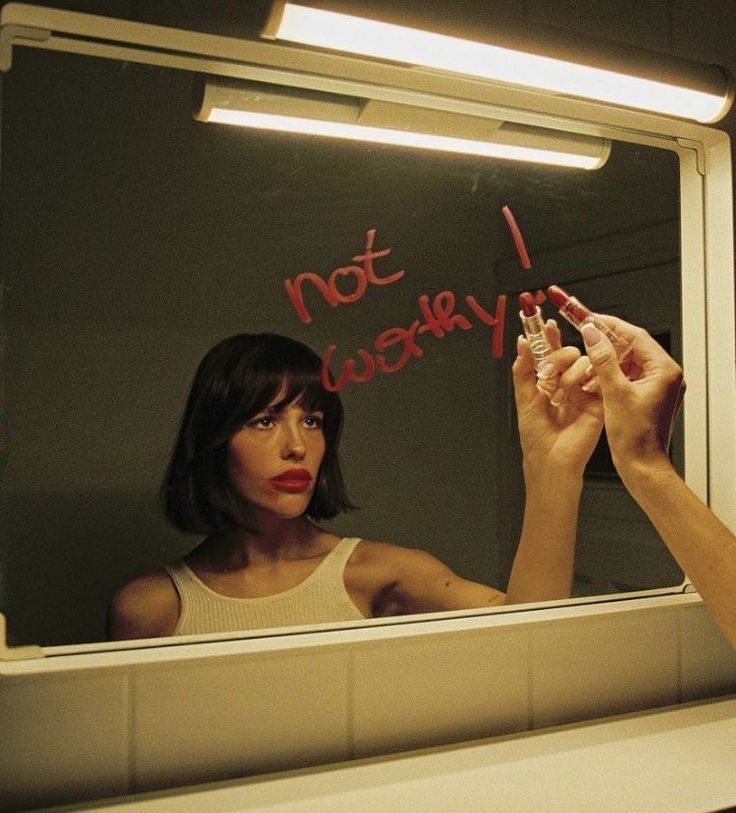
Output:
[580, 315, 736, 650]
[513, 319, 603, 478]
[579, 314, 685, 480]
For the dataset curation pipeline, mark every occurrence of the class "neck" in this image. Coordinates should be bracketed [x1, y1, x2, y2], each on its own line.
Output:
[210, 514, 319, 567]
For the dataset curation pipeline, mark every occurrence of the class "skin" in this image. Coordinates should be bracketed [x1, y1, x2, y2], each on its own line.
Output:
[107, 333, 602, 640]
[577, 315, 736, 648]
[506, 320, 603, 603]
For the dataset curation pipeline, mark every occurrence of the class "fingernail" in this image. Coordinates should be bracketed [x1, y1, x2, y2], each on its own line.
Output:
[537, 361, 556, 380]
[516, 335, 524, 355]
[550, 388, 565, 406]
[581, 323, 601, 346]
[582, 378, 599, 393]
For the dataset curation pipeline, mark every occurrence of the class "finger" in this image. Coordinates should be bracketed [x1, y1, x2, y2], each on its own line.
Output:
[581, 322, 627, 393]
[513, 334, 535, 376]
[592, 313, 648, 345]
[549, 355, 591, 405]
[535, 344, 580, 400]
[541, 345, 581, 377]
[512, 336, 540, 402]
[543, 319, 562, 351]
[593, 314, 664, 376]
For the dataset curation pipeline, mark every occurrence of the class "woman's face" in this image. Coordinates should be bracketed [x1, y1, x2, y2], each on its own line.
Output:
[226, 393, 326, 521]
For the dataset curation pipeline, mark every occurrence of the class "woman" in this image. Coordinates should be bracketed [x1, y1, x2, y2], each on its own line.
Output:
[107, 325, 601, 639]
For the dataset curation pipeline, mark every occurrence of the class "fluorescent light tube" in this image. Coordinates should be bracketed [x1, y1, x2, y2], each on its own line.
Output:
[194, 80, 610, 169]
[262, 2, 733, 123]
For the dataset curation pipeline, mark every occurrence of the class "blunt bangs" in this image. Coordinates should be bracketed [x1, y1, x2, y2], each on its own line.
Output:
[215, 334, 340, 444]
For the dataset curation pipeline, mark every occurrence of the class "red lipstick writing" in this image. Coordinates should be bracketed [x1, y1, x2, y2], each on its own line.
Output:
[502, 205, 532, 270]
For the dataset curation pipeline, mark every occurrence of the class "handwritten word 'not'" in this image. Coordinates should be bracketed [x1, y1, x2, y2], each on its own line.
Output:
[284, 229, 404, 324]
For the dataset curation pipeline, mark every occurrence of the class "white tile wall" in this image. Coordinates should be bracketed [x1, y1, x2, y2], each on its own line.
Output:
[351, 626, 530, 757]
[680, 603, 736, 702]
[530, 608, 680, 728]
[131, 648, 352, 792]
[0, 673, 130, 810]
[2, 599, 735, 809]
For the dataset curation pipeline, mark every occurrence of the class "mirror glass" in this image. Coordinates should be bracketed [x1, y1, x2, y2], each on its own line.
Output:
[0, 44, 684, 647]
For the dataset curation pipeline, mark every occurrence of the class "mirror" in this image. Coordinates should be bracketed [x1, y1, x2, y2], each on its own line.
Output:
[0, 29, 687, 647]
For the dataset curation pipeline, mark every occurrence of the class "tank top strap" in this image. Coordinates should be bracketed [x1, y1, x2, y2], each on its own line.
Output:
[164, 559, 204, 595]
[317, 537, 361, 577]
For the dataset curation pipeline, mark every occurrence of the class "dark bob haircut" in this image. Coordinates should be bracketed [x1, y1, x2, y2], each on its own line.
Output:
[162, 333, 355, 535]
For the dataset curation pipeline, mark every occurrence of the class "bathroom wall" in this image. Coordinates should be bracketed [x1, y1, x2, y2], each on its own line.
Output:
[2, 594, 736, 809]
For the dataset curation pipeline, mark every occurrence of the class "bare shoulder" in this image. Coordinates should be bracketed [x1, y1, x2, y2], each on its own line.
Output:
[107, 569, 180, 641]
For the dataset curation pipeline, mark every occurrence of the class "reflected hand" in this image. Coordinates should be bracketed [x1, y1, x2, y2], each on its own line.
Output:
[513, 320, 604, 479]
[580, 314, 685, 481]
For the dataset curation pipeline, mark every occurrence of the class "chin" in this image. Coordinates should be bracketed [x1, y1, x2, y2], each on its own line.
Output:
[264, 496, 312, 520]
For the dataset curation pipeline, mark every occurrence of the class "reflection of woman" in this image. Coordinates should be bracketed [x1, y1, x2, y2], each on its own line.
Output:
[107, 327, 600, 639]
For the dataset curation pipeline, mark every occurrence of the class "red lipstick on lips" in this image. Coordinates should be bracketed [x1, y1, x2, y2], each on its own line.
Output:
[269, 468, 312, 493]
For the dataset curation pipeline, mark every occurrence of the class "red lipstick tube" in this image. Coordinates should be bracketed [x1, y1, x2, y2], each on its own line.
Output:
[547, 285, 632, 362]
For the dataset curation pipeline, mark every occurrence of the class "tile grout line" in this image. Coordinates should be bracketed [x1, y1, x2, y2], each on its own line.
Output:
[346, 648, 356, 761]
[126, 669, 138, 795]
[526, 626, 535, 731]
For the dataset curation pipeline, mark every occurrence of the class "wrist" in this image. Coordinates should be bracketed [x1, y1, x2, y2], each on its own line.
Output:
[523, 465, 584, 497]
[615, 455, 678, 497]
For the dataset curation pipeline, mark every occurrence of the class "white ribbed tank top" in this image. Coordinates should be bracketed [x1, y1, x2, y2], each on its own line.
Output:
[165, 537, 366, 634]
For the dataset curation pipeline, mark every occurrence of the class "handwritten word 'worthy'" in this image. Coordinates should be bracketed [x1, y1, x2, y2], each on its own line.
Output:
[284, 229, 404, 324]
[321, 291, 506, 392]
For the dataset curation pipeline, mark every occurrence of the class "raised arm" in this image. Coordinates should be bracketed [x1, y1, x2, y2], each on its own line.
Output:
[502, 321, 604, 603]
[581, 316, 736, 647]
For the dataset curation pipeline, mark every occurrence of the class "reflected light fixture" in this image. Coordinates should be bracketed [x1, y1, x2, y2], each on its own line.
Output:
[194, 79, 611, 169]
[262, 2, 733, 123]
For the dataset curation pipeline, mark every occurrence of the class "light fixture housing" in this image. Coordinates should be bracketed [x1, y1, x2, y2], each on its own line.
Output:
[194, 78, 611, 169]
[262, 2, 733, 123]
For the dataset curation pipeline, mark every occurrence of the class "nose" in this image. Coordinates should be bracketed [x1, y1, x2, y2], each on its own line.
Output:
[281, 423, 306, 460]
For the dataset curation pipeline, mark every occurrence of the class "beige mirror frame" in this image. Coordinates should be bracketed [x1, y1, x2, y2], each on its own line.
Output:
[0, 3, 733, 660]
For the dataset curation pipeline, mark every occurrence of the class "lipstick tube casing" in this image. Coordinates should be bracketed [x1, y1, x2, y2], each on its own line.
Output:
[519, 307, 556, 389]
[557, 298, 632, 361]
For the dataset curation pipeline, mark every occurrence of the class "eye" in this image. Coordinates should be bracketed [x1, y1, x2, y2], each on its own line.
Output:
[303, 413, 324, 429]
[248, 414, 275, 430]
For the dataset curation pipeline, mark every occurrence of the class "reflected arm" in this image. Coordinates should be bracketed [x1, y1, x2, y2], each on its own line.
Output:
[504, 325, 603, 603]
[504, 472, 582, 604]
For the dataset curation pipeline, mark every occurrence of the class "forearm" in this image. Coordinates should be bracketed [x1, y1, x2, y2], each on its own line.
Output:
[620, 461, 736, 648]
[504, 472, 583, 604]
